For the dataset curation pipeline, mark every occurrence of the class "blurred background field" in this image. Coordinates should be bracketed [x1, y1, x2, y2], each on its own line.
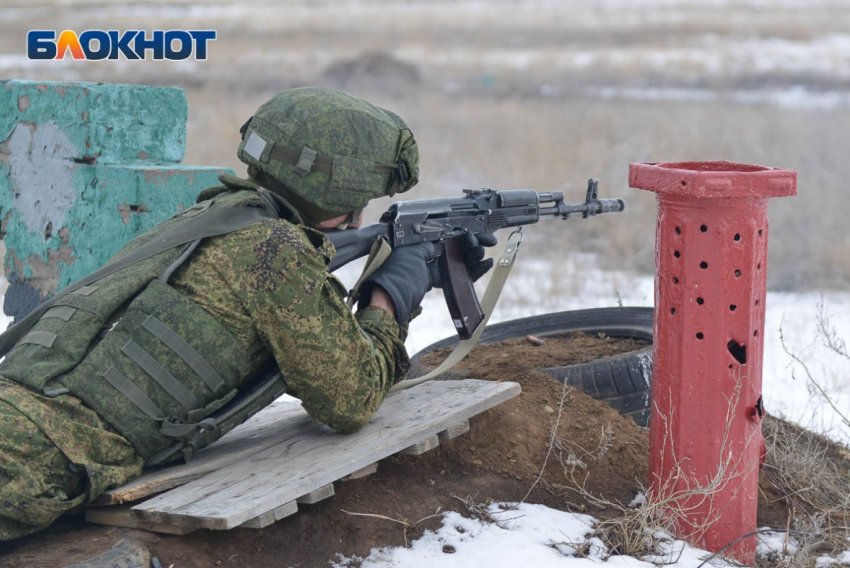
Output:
[3, 0, 850, 291]
[1, 5, 850, 563]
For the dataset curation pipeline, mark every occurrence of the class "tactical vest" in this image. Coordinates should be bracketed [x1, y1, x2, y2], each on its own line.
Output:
[0, 183, 294, 465]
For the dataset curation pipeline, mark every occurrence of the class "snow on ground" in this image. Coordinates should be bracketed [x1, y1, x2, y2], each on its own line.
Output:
[331, 503, 850, 567]
[331, 502, 748, 567]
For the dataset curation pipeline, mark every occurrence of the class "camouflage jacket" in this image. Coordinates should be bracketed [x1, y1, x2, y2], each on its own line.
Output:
[169, 188, 410, 434]
[0, 179, 409, 466]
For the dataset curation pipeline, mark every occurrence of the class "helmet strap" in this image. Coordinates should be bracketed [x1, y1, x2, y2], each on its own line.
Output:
[333, 208, 364, 231]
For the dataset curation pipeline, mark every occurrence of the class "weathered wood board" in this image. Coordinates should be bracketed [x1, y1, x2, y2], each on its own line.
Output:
[131, 380, 519, 531]
[85, 505, 196, 535]
[91, 397, 314, 505]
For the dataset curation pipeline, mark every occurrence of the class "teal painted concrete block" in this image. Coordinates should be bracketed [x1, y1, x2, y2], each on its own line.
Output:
[59, 163, 234, 288]
[0, 160, 232, 320]
[0, 80, 188, 164]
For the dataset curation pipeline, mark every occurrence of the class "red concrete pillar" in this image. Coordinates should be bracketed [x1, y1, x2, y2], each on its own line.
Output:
[629, 161, 796, 564]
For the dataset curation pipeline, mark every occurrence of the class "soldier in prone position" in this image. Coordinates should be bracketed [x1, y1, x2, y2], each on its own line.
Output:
[0, 88, 495, 540]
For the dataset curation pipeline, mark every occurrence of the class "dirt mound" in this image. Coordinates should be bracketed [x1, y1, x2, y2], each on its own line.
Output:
[419, 333, 651, 377]
[418, 334, 651, 508]
[0, 334, 821, 567]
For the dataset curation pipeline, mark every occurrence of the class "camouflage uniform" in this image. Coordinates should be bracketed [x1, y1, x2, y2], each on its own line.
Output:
[0, 377, 143, 540]
[0, 87, 417, 540]
[167, 196, 409, 433]
[0, 185, 408, 540]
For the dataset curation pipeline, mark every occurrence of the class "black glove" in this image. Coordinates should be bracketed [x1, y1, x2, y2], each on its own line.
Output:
[429, 232, 498, 288]
[358, 242, 438, 324]
[462, 232, 498, 282]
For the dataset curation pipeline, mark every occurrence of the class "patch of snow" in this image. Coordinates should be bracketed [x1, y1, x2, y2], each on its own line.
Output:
[629, 491, 646, 508]
[757, 529, 798, 557]
[333, 502, 745, 568]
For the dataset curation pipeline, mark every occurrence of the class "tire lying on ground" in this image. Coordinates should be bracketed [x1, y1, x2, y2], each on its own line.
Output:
[407, 307, 654, 427]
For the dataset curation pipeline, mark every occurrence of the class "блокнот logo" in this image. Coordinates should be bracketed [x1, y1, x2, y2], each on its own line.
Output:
[27, 30, 217, 60]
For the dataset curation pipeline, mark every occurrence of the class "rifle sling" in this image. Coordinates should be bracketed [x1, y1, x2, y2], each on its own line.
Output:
[346, 237, 393, 309]
[0, 206, 277, 358]
[390, 230, 523, 392]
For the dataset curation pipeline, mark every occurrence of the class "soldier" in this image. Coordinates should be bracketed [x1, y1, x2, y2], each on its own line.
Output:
[0, 87, 494, 540]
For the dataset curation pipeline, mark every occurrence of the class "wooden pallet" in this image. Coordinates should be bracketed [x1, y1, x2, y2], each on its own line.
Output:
[86, 379, 519, 533]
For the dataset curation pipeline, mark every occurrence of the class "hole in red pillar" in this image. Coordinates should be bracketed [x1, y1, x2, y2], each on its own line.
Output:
[670, 308, 676, 315]
[681, 180, 687, 186]
[734, 233, 741, 241]
[672, 277, 679, 284]
[700, 224, 708, 232]
[729, 304, 737, 311]
[754, 329, 759, 337]
[696, 332, 704, 340]
[675, 226, 681, 235]
[735, 269, 742, 277]
[727, 340, 747, 364]
[758, 263, 762, 270]
[755, 299, 760, 306]
[674, 250, 681, 258]
[700, 261, 708, 269]
[696, 297, 705, 305]
[758, 229, 763, 236]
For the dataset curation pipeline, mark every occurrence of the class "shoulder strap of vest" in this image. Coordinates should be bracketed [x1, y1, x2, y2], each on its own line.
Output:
[0, 205, 277, 358]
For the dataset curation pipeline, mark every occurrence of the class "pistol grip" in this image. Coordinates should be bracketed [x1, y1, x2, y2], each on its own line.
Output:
[438, 237, 485, 340]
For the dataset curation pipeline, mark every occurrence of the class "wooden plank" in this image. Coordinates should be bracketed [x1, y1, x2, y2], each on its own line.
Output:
[400, 434, 439, 455]
[92, 397, 311, 505]
[132, 380, 520, 530]
[296, 483, 335, 505]
[85, 505, 196, 535]
[438, 420, 470, 441]
[238, 501, 298, 529]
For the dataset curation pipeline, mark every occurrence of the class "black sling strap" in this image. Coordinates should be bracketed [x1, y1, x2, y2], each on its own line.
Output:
[0, 205, 277, 358]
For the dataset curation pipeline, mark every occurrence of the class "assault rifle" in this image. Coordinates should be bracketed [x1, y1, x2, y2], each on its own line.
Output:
[326, 179, 625, 339]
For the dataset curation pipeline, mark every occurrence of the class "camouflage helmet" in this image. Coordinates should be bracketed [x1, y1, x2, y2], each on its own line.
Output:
[237, 87, 419, 222]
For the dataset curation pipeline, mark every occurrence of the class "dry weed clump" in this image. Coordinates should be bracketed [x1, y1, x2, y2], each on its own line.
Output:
[755, 513, 845, 568]
[541, 375, 795, 565]
[763, 302, 850, 564]
[561, 419, 751, 564]
[543, 420, 742, 564]
[759, 415, 850, 567]
[557, 384, 850, 566]
[763, 416, 850, 517]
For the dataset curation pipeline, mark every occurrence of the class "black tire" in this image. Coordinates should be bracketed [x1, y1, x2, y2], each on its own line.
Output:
[408, 307, 654, 426]
[62, 539, 151, 568]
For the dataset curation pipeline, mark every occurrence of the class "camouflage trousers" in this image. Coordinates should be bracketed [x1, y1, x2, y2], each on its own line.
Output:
[0, 377, 144, 541]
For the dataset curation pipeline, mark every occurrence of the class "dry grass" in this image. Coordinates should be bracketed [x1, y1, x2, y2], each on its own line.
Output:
[536, 370, 848, 566]
[757, 416, 850, 567]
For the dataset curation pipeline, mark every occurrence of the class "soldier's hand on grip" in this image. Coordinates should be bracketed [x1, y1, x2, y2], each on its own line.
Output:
[462, 232, 497, 282]
[358, 242, 438, 324]
[428, 232, 498, 288]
